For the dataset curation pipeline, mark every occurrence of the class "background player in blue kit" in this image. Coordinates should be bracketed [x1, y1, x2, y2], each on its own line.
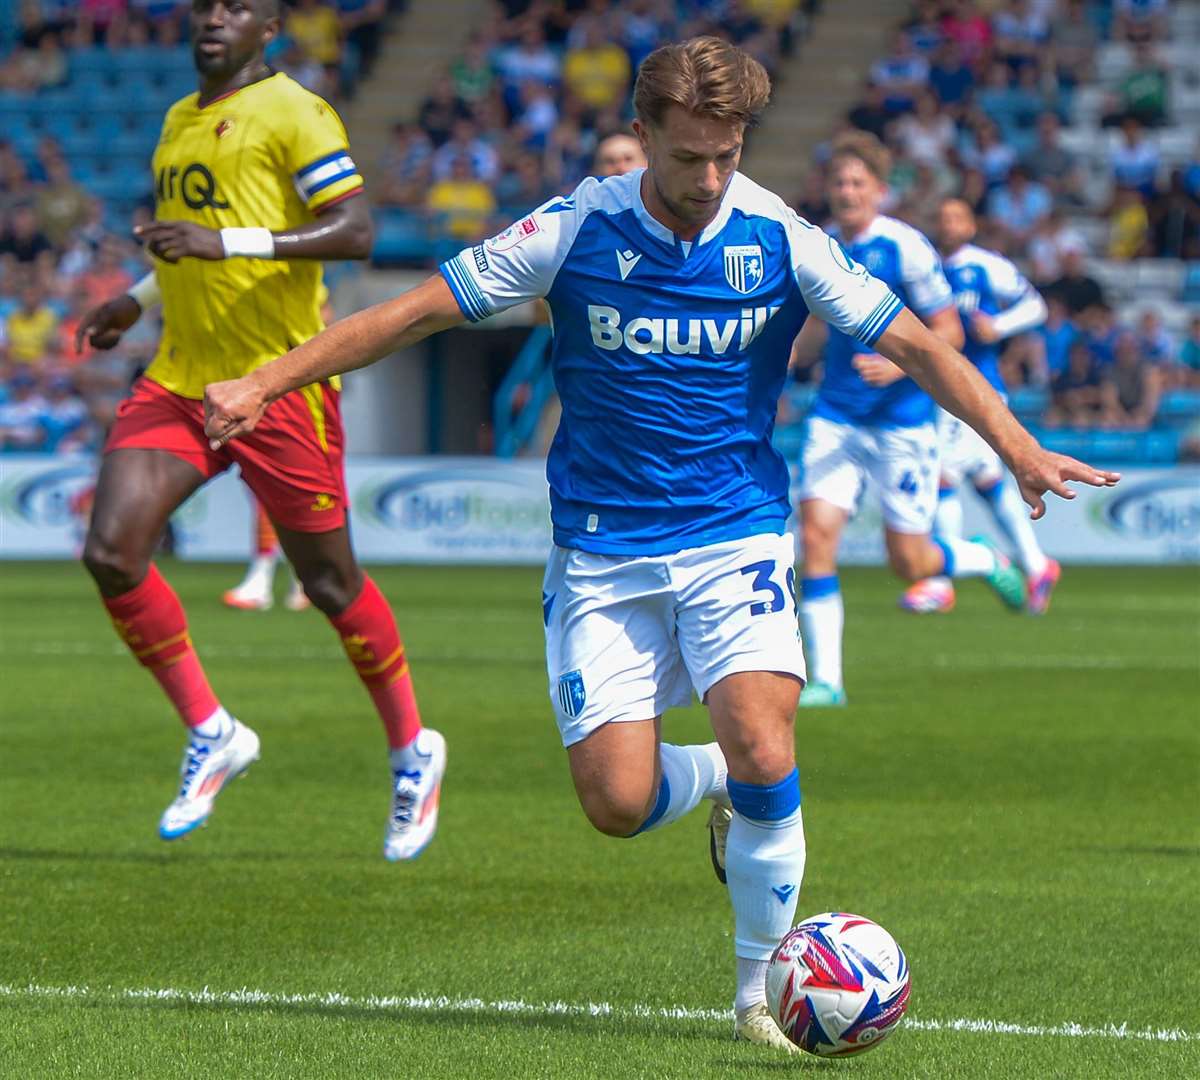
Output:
[202, 38, 1119, 1054]
[902, 198, 1059, 617]
[791, 133, 1029, 709]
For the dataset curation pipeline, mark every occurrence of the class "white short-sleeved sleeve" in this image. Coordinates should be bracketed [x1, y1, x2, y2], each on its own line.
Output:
[439, 195, 581, 322]
[787, 214, 904, 347]
[896, 227, 954, 318]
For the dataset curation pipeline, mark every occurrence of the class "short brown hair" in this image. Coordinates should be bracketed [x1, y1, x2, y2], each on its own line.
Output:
[829, 130, 892, 181]
[633, 36, 772, 129]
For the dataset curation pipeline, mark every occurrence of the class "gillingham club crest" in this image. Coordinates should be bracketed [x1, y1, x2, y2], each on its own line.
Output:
[724, 245, 764, 294]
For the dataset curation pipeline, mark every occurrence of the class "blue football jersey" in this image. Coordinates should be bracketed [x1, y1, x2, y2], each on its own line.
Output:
[812, 215, 953, 428]
[440, 170, 903, 556]
[943, 243, 1046, 394]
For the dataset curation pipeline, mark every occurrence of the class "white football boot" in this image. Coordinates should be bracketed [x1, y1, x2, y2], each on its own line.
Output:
[734, 1002, 799, 1053]
[384, 728, 447, 861]
[222, 579, 273, 611]
[158, 721, 261, 840]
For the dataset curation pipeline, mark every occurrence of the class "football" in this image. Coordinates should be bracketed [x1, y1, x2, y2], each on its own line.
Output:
[766, 912, 911, 1057]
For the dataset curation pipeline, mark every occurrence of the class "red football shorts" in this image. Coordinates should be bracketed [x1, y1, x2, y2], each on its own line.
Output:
[105, 376, 347, 533]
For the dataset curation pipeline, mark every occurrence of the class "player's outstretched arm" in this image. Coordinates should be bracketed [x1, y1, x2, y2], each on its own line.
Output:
[875, 307, 1120, 519]
[136, 194, 374, 264]
[204, 275, 464, 449]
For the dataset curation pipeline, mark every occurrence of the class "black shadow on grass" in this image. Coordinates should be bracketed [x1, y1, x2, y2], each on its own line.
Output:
[1073, 845, 1200, 858]
[0, 847, 372, 865]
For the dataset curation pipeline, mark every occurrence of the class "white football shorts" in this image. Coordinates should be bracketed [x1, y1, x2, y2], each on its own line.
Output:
[542, 532, 806, 747]
[799, 415, 939, 534]
[936, 405, 1005, 488]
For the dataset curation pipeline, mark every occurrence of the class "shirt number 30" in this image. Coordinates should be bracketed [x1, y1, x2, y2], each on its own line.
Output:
[739, 561, 798, 616]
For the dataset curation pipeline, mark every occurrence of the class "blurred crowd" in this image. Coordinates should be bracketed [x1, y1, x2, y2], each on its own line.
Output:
[377, 0, 813, 238]
[791, 0, 1200, 432]
[2, 0, 1198, 454]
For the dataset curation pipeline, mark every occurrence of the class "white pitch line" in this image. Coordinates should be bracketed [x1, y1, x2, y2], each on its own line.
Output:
[0, 640, 1196, 672]
[0, 983, 1195, 1045]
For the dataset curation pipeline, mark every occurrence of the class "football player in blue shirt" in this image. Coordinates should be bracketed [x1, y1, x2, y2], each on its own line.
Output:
[902, 198, 1058, 616]
[791, 133, 1028, 708]
[203, 38, 1118, 1052]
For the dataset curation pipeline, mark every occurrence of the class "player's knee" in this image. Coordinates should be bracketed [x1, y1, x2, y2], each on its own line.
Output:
[294, 563, 360, 614]
[720, 731, 794, 787]
[800, 519, 838, 570]
[81, 533, 145, 595]
[578, 787, 655, 838]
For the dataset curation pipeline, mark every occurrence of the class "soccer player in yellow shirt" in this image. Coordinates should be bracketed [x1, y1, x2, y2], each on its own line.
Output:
[76, 0, 445, 859]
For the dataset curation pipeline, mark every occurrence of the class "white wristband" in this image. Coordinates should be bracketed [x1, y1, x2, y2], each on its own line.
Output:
[220, 227, 276, 259]
[126, 271, 161, 312]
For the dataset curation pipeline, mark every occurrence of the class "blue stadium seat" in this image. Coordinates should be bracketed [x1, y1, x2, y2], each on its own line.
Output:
[371, 210, 435, 265]
[68, 47, 117, 78]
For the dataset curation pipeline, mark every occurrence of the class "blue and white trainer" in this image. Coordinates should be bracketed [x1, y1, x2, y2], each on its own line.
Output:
[384, 728, 447, 861]
[158, 720, 260, 840]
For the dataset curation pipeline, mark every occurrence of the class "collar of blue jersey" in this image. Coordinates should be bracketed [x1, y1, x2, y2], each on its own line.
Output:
[631, 168, 738, 253]
[833, 213, 887, 248]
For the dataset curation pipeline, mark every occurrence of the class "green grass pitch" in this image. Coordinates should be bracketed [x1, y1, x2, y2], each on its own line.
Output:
[1, 561, 1197, 1079]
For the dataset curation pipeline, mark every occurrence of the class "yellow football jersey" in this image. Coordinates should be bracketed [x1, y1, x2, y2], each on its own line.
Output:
[145, 73, 363, 399]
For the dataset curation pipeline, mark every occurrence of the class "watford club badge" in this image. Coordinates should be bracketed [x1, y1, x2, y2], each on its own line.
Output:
[215, 118, 235, 139]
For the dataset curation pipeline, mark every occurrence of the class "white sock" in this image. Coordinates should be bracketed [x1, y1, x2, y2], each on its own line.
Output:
[726, 772, 806, 1008]
[389, 729, 432, 772]
[190, 705, 232, 742]
[800, 576, 842, 689]
[238, 553, 278, 593]
[980, 476, 1049, 576]
[934, 487, 964, 540]
[632, 742, 727, 835]
[937, 535, 996, 577]
[735, 957, 771, 1015]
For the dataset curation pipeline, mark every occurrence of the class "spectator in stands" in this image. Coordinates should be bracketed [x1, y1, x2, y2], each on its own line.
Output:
[1178, 316, 1200, 389]
[512, 80, 561, 150]
[1148, 167, 1200, 260]
[425, 154, 497, 242]
[495, 20, 561, 108]
[287, 0, 342, 67]
[78, 0, 129, 45]
[494, 150, 554, 214]
[1101, 332, 1162, 429]
[846, 81, 891, 142]
[39, 371, 90, 451]
[0, 28, 68, 91]
[1081, 304, 1124, 369]
[5, 284, 58, 366]
[1027, 208, 1087, 285]
[902, 0, 943, 55]
[1108, 186, 1150, 260]
[896, 90, 955, 168]
[1049, 0, 1097, 95]
[939, 0, 992, 66]
[987, 164, 1051, 254]
[960, 118, 1017, 190]
[377, 123, 433, 209]
[336, 0, 386, 77]
[870, 30, 927, 115]
[792, 168, 829, 226]
[451, 33, 496, 107]
[129, 2, 187, 39]
[0, 368, 49, 451]
[417, 75, 471, 148]
[2, 205, 54, 270]
[1022, 112, 1084, 207]
[543, 116, 593, 193]
[1104, 41, 1170, 129]
[593, 132, 646, 179]
[1134, 308, 1175, 367]
[1046, 340, 1104, 428]
[928, 40, 974, 114]
[1112, 0, 1169, 44]
[563, 22, 632, 112]
[1014, 294, 1078, 388]
[432, 118, 500, 184]
[78, 238, 133, 313]
[1110, 115, 1160, 199]
[620, 0, 672, 70]
[35, 154, 91, 251]
[990, 0, 1048, 75]
[1045, 246, 1104, 315]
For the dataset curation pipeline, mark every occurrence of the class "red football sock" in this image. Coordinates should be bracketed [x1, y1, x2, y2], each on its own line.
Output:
[254, 503, 280, 558]
[329, 575, 422, 750]
[102, 564, 220, 728]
